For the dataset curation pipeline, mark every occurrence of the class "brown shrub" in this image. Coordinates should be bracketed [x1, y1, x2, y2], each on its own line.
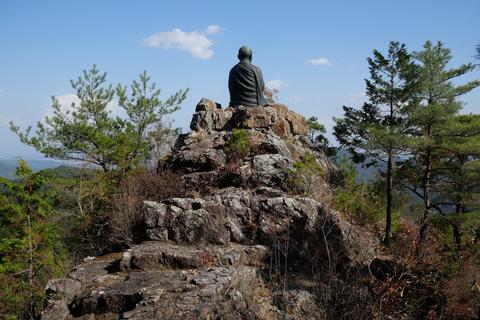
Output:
[216, 161, 245, 188]
[109, 170, 185, 247]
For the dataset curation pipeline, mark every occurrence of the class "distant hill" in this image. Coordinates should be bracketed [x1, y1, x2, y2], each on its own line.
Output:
[44, 165, 96, 179]
[0, 159, 65, 179]
[332, 149, 381, 182]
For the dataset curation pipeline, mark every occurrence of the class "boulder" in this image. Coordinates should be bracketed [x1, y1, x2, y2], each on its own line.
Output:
[189, 99, 308, 138]
[142, 191, 376, 269]
[251, 154, 291, 188]
[229, 104, 308, 138]
[46, 278, 82, 304]
[232, 106, 277, 129]
[169, 146, 226, 173]
[257, 131, 291, 156]
[279, 290, 326, 320]
[195, 98, 221, 111]
[189, 109, 232, 132]
[40, 300, 71, 320]
[143, 199, 230, 245]
[189, 98, 232, 132]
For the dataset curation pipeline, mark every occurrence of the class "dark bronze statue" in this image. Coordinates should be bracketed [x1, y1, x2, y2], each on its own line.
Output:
[228, 46, 267, 107]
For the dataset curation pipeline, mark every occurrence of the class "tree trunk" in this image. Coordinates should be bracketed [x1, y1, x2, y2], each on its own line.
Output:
[383, 153, 393, 245]
[27, 213, 36, 319]
[454, 188, 464, 251]
[455, 203, 465, 214]
[419, 145, 432, 242]
[452, 223, 462, 250]
[455, 187, 465, 215]
[27, 214, 33, 286]
[384, 83, 395, 246]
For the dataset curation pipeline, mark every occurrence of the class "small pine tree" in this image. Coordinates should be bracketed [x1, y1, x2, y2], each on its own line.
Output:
[307, 116, 335, 156]
[11, 66, 188, 174]
[286, 152, 325, 195]
[224, 128, 251, 162]
[404, 41, 480, 242]
[0, 160, 66, 319]
[334, 41, 418, 245]
[426, 114, 480, 248]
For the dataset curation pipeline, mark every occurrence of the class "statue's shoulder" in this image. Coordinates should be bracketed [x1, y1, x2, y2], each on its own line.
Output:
[230, 62, 243, 72]
[250, 63, 262, 73]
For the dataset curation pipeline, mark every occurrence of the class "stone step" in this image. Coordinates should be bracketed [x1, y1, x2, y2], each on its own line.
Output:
[66, 266, 276, 319]
[123, 241, 270, 271]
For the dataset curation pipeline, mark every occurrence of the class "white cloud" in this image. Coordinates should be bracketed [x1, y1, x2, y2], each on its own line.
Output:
[0, 113, 11, 127]
[306, 57, 332, 66]
[266, 79, 286, 91]
[143, 25, 221, 59]
[290, 96, 302, 102]
[347, 91, 367, 103]
[0, 112, 20, 128]
[205, 25, 221, 35]
[44, 94, 122, 120]
[53, 94, 80, 115]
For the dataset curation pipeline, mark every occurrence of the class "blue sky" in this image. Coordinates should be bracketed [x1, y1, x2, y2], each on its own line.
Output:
[1, 0, 479, 159]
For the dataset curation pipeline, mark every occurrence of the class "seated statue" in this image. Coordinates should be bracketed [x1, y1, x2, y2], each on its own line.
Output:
[228, 46, 268, 107]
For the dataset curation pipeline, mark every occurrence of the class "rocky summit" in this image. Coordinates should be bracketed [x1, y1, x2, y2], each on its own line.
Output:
[41, 100, 379, 320]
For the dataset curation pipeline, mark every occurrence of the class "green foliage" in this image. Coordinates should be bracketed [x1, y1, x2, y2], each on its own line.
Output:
[473, 241, 480, 265]
[307, 116, 326, 140]
[406, 41, 478, 136]
[438, 237, 462, 278]
[224, 128, 251, 161]
[332, 158, 407, 231]
[48, 169, 116, 256]
[333, 41, 418, 244]
[307, 116, 335, 156]
[115, 70, 187, 169]
[401, 41, 480, 241]
[286, 152, 325, 195]
[433, 115, 480, 216]
[431, 211, 480, 247]
[334, 41, 417, 166]
[0, 160, 67, 319]
[11, 66, 188, 174]
[332, 158, 384, 226]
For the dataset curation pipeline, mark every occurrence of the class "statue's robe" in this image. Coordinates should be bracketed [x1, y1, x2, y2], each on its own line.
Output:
[228, 60, 267, 107]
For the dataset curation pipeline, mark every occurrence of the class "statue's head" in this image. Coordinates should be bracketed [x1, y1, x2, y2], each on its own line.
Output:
[237, 46, 252, 62]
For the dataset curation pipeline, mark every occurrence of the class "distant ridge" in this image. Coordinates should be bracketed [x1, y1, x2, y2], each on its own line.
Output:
[0, 159, 63, 179]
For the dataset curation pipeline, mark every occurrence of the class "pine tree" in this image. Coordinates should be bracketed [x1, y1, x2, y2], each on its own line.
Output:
[0, 160, 66, 319]
[438, 115, 480, 211]
[432, 114, 480, 248]
[115, 70, 187, 171]
[11, 66, 188, 174]
[334, 41, 417, 245]
[404, 41, 480, 242]
[307, 116, 335, 156]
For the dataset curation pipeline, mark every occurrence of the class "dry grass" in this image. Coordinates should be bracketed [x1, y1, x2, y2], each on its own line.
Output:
[110, 170, 185, 247]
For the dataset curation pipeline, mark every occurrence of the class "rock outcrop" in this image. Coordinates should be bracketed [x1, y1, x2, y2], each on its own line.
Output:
[41, 100, 377, 320]
[189, 98, 309, 138]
